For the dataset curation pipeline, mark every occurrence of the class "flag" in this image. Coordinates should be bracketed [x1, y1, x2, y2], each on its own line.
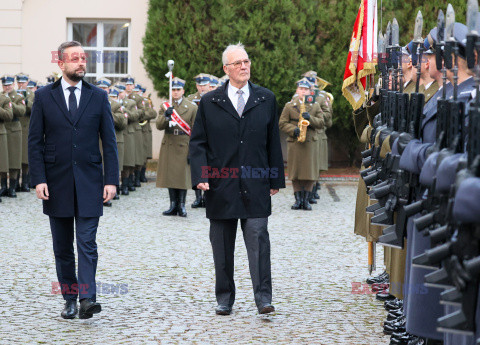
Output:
[342, 0, 378, 110]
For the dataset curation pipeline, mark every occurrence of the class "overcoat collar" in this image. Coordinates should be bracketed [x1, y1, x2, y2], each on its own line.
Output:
[50, 77, 93, 125]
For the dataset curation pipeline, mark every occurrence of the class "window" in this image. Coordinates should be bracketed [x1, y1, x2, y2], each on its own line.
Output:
[67, 20, 131, 84]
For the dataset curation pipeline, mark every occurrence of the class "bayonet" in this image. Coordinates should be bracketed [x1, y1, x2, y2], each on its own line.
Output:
[446, 4, 455, 42]
[413, 11, 424, 43]
[466, 0, 479, 69]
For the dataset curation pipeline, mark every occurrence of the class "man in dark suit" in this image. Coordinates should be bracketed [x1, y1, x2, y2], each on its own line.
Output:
[189, 43, 285, 316]
[28, 41, 118, 319]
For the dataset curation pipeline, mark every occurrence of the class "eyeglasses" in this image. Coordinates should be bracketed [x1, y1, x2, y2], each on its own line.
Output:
[225, 59, 251, 68]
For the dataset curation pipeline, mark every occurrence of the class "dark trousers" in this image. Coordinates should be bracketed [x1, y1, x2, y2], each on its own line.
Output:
[49, 216, 99, 302]
[209, 217, 272, 309]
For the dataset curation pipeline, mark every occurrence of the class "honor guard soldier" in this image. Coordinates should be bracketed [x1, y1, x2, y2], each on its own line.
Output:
[108, 87, 128, 199]
[1, 74, 26, 197]
[218, 75, 229, 87]
[16, 73, 34, 192]
[116, 82, 139, 194]
[279, 77, 325, 210]
[0, 92, 14, 200]
[125, 78, 146, 188]
[209, 75, 219, 91]
[27, 79, 38, 92]
[139, 85, 156, 183]
[302, 71, 333, 202]
[187, 73, 210, 208]
[156, 77, 197, 217]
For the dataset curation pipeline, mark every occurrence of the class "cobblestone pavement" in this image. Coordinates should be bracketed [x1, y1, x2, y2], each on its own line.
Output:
[0, 179, 390, 344]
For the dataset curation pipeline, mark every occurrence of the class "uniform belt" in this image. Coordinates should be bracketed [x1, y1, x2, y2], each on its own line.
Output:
[166, 128, 187, 135]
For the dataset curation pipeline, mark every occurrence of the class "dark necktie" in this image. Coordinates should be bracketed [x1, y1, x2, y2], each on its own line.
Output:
[68, 86, 77, 117]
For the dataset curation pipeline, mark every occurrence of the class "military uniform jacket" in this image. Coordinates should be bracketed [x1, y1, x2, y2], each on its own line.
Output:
[142, 98, 157, 129]
[110, 98, 127, 143]
[3, 90, 26, 132]
[123, 98, 139, 133]
[25, 89, 34, 116]
[155, 98, 197, 189]
[186, 91, 202, 106]
[0, 93, 13, 134]
[127, 93, 144, 128]
[189, 81, 286, 219]
[279, 96, 325, 180]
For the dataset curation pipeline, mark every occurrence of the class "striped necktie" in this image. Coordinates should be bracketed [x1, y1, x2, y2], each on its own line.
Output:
[236, 89, 245, 116]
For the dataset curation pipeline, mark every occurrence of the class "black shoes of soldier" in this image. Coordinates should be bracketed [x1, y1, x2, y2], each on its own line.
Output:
[215, 304, 232, 315]
[7, 178, 17, 198]
[366, 270, 389, 284]
[291, 191, 303, 210]
[0, 178, 7, 197]
[259, 304, 275, 314]
[121, 177, 130, 195]
[61, 300, 78, 319]
[163, 188, 178, 216]
[140, 167, 148, 183]
[177, 189, 187, 217]
[79, 298, 101, 319]
[113, 186, 120, 200]
[128, 174, 136, 191]
[313, 181, 321, 199]
[134, 170, 141, 187]
[191, 190, 203, 208]
[303, 191, 312, 210]
[309, 185, 317, 204]
[103, 200, 112, 207]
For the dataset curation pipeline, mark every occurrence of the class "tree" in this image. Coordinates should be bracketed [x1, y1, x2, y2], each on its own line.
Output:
[143, 0, 468, 165]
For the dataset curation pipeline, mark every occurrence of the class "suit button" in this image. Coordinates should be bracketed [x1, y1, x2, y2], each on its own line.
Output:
[240, 141, 243, 144]
[73, 144, 77, 148]
[73, 161, 77, 165]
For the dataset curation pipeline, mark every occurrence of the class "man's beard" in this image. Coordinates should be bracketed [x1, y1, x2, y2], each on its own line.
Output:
[65, 69, 85, 82]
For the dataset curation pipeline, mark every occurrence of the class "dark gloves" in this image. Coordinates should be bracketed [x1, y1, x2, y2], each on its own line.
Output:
[164, 106, 174, 120]
[397, 132, 413, 155]
[293, 127, 301, 138]
[301, 112, 310, 121]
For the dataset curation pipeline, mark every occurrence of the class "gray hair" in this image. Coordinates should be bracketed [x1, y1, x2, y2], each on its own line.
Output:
[222, 42, 248, 65]
[57, 41, 82, 61]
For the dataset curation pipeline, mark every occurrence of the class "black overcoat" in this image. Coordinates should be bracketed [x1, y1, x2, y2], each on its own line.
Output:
[189, 81, 285, 219]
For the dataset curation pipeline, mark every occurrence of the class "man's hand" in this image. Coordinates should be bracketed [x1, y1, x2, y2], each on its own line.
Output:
[103, 185, 117, 202]
[35, 183, 49, 200]
[164, 106, 174, 120]
[197, 182, 210, 191]
[301, 112, 310, 121]
[270, 189, 279, 196]
[293, 127, 301, 138]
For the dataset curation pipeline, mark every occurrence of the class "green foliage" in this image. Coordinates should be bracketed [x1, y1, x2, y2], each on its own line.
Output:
[142, 0, 470, 163]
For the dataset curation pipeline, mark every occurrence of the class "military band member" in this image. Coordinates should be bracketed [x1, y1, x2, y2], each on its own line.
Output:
[156, 77, 197, 217]
[0, 92, 14, 200]
[117, 82, 138, 194]
[125, 78, 145, 188]
[279, 78, 325, 210]
[1, 74, 26, 198]
[16, 73, 34, 192]
[139, 86, 156, 183]
[187, 73, 211, 208]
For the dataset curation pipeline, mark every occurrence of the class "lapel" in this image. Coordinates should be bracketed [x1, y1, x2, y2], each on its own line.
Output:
[50, 79, 73, 125]
[242, 81, 263, 115]
[175, 99, 188, 116]
[213, 82, 240, 121]
[73, 81, 93, 125]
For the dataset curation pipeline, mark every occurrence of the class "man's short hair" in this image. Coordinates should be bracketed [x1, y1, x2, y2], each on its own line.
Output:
[58, 41, 82, 61]
[222, 42, 247, 65]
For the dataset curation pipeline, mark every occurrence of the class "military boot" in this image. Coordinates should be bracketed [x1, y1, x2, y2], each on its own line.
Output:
[113, 186, 120, 200]
[309, 185, 317, 204]
[303, 191, 312, 210]
[291, 191, 303, 210]
[121, 177, 129, 195]
[103, 200, 112, 207]
[313, 181, 321, 199]
[15, 177, 21, 192]
[0, 178, 8, 197]
[177, 189, 187, 217]
[163, 188, 178, 216]
[134, 170, 141, 187]
[200, 191, 206, 207]
[7, 178, 17, 198]
[191, 189, 203, 208]
[128, 174, 136, 191]
[140, 166, 148, 183]
[20, 173, 30, 192]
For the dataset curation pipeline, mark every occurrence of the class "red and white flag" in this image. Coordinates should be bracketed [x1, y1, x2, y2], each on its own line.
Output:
[342, 0, 377, 110]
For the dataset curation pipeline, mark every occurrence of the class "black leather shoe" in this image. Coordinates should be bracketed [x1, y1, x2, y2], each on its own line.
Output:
[384, 315, 405, 328]
[103, 200, 112, 207]
[7, 178, 17, 198]
[303, 191, 312, 210]
[407, 337, 425, 345]
[384, 320, 406, 335]
[0, 177, 7, 197]
[313, 181, 321, 199]
[215, 304, 232, 315]
[121, 177, 129, 195]
[366, 270, 388, 284]
[163, 189, 178, 216]
[177, 189, 187, 217]
[20, 173, 30, 192]
[385, 299, 403, 311]
[140, 166, 148, 182]
[128, 174, 136, 191]
[387, 309, 404, 320]
[377, 290, 396, 301]
[79, 298, 101, 319]
[191, 190, 202, 208]
[134, 170, 141, 187]
[259, 304, 275, 314]
[291, 191, 303, 209]
[61, 300, 78, 319]
[390, 333, 418, 345]
[309, 186, 317, 204]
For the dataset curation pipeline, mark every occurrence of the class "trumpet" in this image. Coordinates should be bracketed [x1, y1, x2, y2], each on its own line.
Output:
[297, 96, 310, 143]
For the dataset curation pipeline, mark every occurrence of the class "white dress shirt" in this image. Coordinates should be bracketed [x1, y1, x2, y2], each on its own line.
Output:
[227, 82, 250, 110]
[61, 77, 82, 110]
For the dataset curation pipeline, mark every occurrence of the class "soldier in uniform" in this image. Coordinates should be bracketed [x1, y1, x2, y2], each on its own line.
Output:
[1, 75, 26, 198]
[16, 73, 34, 192]
[125, 78, 145, 188]
[116, 82, 138, 195]
[108, 87, 128, 199]
[279, 78, 325, 210]
[156, 77, 197, 217]
[27, 79, 38, 92]
[0, 92, 14, 200]
[139, 86, 156, 183]
[186, 73, 211, 208]
[209, 75, 219, 91]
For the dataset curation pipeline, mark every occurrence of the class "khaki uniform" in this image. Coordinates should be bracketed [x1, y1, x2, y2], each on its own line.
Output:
[424, 81, 439, 103]
[186, 91, 202, 106]
[279, 96, 325, 180]
[110, 98, 128, 170]
[155, 98, 197, 189]
[127, 93, 145, 166]
[316, 91, 333, 172]
[3, 90, 26, 170]
[20, 89, 34, 165]
[142, 97, 157, 161]
[121, 97, 138, 168]
[0, 94, 14, 173]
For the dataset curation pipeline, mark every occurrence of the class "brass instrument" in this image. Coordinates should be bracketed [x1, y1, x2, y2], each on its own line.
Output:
[297, 96, 310, 143]
[139, 93, 153, 126]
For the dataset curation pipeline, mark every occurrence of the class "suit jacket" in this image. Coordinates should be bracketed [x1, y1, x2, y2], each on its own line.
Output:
[189, 80, 285, 219]
[28, 78, 119, 217]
